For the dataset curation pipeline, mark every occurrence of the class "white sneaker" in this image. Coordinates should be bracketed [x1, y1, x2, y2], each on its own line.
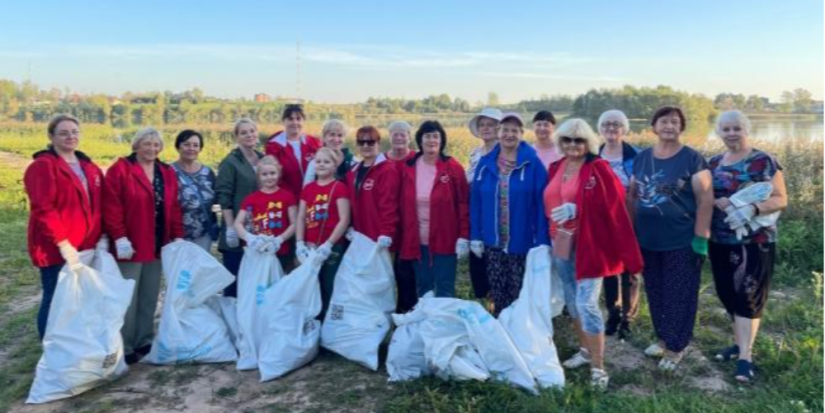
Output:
[591, 368, 609, 391]
[644, 343, 665, 358]
[562, 349, 591, 369]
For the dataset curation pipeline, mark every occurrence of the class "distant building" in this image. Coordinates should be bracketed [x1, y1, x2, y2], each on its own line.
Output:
[254, 93, 272, 103]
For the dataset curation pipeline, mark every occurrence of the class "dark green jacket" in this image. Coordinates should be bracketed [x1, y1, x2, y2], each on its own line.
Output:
[215, 147, 263, 252]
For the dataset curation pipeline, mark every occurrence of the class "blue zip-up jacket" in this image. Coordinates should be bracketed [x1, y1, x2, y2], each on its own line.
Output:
[470, 141, 550, 254]
[598, 141, 640, 186]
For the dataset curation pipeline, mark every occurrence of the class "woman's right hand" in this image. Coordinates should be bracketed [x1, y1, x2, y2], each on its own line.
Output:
[115, 237, 135, 260]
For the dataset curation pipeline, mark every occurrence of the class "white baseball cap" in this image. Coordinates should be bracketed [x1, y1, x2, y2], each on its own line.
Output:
[468, 108, 503, 138]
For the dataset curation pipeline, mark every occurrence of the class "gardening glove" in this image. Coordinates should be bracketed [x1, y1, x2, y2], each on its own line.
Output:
[296, 241, 311, 264]
[57, 240, 81, 269]
[691, 236, 709, 257]
[245, 233, 264, 250]
[377, 235, 392, 249]
[345, 227, 355, 241]
[225, 228, 240, 248]
[470, 240, 484, 258]
[724, 205, 756, 231]
[314, 241, 334, 266]
[95, 234, 110, 254]
[550, 203, 576, 225]
[455, 238, 470, 260]
[115, 237, 135, 260]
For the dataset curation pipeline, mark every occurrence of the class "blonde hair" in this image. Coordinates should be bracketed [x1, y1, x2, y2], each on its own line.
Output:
[131, 127, 164, 152]
[315, 147, 342, 167]
[552, 118, 600, 155]
[234, 118, 257, 136]
[256, 155, 282, 183]
[321, 119, 349, 138]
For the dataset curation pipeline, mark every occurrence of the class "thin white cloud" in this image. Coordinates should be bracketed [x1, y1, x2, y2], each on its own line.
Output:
[479, 71, 627, 82]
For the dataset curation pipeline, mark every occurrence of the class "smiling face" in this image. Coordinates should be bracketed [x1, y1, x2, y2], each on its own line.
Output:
[49, 120, 81, 153]
[236, 123, 258, 149]
[653, 113, 683, 142]
[258, 164, 280, 190]
[600, 118, 626, 144]
[283, 112, 304, 138]
[323, 125, 346, 150]
[177, 135, 201, 163]
[560, 135, 588, 160]
[718, 120, 749, 150]
[533, 120, 554, 143]
[390, 129, 411, 151]
[477, 117, 499, 143]
[421, 131, 442, 156]
[314, 151, 336, 179]
[498, 120, 523, 151]
[136, 137, 162, 163]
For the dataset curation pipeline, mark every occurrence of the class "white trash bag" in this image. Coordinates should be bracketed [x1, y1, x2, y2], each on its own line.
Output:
[499, 245, 565, 389]
[27, 250, 135, 404]
[419, 298, 490, 382]
[386, 293, 431, 382]
[236, 247, 284, 370]
[142, 241, 237, 365]
[204, 295, 240, 350]
[321, 231, 396, 371]
[258, 251, 324, 381]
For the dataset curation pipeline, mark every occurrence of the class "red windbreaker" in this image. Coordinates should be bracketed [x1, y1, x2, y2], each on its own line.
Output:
[346, 153, 399, 242]
[265, 131, 322, 199]
[384, 151, 415, 253]
[398, 154, 470, 260]
[103, 155, 184, 262]
[24, 149, 104, 267]
[547, 156, 644, 279]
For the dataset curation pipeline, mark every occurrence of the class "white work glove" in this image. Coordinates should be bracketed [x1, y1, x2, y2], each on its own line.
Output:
[115, 237, 135, 260]
[296, 241, 311, 264]
[470, 240, 484, 258]
[345, 227, 355, 241]
[377, 235, 392, 249]
[313, 241, 334, 266]
[57, 240, 81, 269]
[550, 203, 577, 225]
[225, 228, 240, 248]
[245, 233, 264, 250]
[96, 234, 110, 253]
[725, 205, 756, 230]
[173, 238, 184, 242]
[455, 238, 470, 260]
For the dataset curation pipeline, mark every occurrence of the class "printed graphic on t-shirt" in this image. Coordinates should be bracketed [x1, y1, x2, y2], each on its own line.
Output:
[247, 201, 286, 235]
[306, 193, 330, 230]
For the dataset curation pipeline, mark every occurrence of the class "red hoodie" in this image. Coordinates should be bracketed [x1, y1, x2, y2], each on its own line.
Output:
[265, 132, 322, 199]
[398, 154, 470, 260]
[24, 149, 104, 267]
[346, 153, 399, 242]
[103, 155, 184, 262]
[547, 156, 643, 279]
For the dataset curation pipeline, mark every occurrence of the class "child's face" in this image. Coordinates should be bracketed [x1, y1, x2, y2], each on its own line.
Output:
[258, 165, 280, 189]
[315, 154, 336, 178]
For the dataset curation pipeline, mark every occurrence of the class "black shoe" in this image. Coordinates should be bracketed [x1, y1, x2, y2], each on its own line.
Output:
[125, 353, 139, 365]
[135, 344, 152, 357]
[735, 359, 754, 382]
[605, 315, 621, 336]
[714, 344, 740, 362]
[618, 322, 632, 340]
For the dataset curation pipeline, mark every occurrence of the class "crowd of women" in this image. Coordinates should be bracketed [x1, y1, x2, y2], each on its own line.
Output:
[24, 103, 787, 391]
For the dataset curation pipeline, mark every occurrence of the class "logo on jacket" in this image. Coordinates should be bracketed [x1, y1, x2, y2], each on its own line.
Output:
[439, 173, 450, 184]
[363, 178, 375, 190]
[585, 176, 597, 190]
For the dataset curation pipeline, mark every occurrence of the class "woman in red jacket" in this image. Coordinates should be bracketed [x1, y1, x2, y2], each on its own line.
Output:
[346, 126, 399, 249]
[103, 127, 184, 364]
[265, 104, 322, 199]
[544, 119, 643, 391]
[398, 121, 469, 298]
[24, 114, 106, 340]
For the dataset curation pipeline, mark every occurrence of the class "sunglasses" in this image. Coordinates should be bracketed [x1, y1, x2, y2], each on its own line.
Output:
[356, 139, 378, 147]
[561, 136, 588, 145]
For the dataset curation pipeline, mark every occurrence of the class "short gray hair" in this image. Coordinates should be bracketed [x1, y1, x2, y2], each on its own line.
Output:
[131, 127, 163, 152]
[388, 120, 412, 134]
[322, 119, 349, 138]
[553, 118, 600, 155]
[715, 110, 751, 136]
[597, 110, 630, 134]
[233, 118, 257, 136]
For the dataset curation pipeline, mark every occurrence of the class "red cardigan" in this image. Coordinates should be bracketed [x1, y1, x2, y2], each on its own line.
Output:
[265, 131, 322, 199]
[103, 155, 184, 262]
[398, 154, 470, 260]
[346, 154, 399, 242]
[548, 156, 643, 279]
[24, 149, 104, 268]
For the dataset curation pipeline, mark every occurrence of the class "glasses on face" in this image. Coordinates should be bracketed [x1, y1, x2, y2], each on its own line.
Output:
[561, 136, 588, 145]
[357, 139, 378, 147]
[601, 121, 624, 130]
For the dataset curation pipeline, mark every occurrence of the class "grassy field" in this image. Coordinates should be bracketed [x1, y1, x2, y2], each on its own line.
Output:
[0, 122, 821, 413]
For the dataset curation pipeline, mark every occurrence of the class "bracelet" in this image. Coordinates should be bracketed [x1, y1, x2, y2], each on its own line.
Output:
[752, 204, 760, 216]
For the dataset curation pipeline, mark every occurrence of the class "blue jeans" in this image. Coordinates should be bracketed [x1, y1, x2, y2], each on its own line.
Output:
[553, 253, 605, 335]
[37, 264, 63, 340]
[222, 250, 244, 297]
[412, 246, 456, 298]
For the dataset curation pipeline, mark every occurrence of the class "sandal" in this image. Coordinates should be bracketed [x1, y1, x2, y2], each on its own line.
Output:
[714, 344, 740, 362]
[735, 360, 755, 382]
[658, 351, 684, 371]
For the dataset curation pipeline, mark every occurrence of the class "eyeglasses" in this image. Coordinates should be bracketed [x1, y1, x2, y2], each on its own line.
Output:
[560, 136, 588, 145]
[356, 139, 378, 147]
[600, 121, 624, 130]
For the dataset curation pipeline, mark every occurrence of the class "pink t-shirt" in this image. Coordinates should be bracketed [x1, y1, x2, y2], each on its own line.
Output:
[415, 157, 437, 245]
[534, 144, 562, 170]
[543, 159, 579, 239]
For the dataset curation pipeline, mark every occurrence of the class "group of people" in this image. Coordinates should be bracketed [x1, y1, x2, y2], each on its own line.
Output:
[24, 103, 786, 390]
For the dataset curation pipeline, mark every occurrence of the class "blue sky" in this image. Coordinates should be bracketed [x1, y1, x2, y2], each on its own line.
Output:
[1, 0, 822, 103]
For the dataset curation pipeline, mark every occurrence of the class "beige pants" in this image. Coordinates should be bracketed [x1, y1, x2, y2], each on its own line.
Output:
[118, 259, 162, 355]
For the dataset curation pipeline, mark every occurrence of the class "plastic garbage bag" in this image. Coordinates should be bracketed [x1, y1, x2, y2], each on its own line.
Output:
[204, 295, 240, 350]
[727, 182, 780, 239]
[418, 297, 489, 382]
[499, 245, 565, 389]
[142, 241, 237, 365]
[27, 250, 135, 404]
[258, 251, 324, 381]
[321, 231, 396, 371]
[236, 247, 284, 370]
[386, 293, 431, 382]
